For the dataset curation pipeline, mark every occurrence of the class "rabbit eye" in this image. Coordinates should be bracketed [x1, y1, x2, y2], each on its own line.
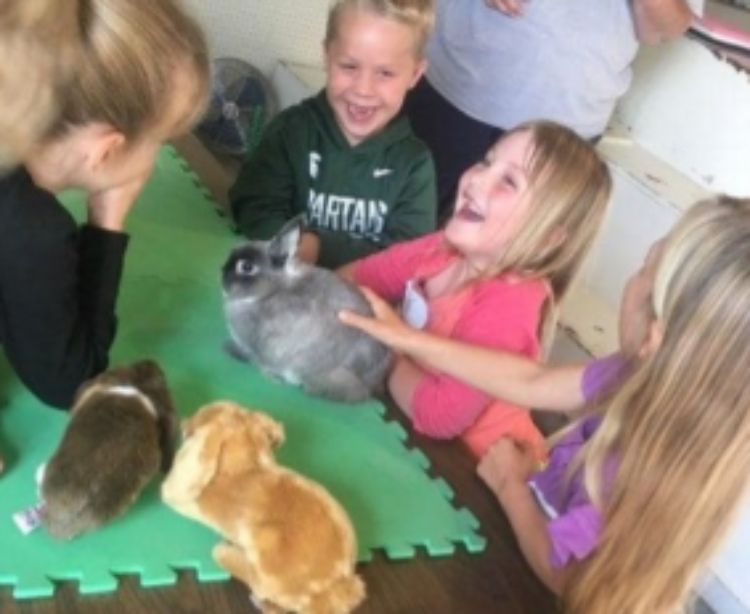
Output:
[236, 260, 258, 276]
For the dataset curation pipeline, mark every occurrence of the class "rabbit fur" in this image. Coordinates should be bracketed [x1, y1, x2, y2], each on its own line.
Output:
[40, 360, 178, 540]
[221, 217, 391, 403]
[161, 401, 366, 614]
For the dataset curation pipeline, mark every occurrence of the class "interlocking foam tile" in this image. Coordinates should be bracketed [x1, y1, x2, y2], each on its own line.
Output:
[0, 146, 485, 600]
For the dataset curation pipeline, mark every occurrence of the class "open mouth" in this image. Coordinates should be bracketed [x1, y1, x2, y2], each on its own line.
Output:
[346, 102, 376, 124]
[455, 199, 485, 222]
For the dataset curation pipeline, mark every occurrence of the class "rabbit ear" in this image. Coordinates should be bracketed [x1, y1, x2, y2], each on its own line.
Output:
[252, 412, 285, 450]
[164, 422, 223, 503]
[268, 215, 304, 267]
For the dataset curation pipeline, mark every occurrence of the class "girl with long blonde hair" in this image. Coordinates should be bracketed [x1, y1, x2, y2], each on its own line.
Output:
[345, 196, 750, 612]
[561, 196, 750, 612]
[339, 121, 611, 460]
[0, 0, 209, 409]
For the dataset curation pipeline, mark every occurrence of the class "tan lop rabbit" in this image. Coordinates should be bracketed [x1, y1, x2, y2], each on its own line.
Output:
[161, 401, 365, 614]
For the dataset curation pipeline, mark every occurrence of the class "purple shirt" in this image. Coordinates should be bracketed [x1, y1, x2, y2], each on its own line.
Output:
[528, 353, 627, 568]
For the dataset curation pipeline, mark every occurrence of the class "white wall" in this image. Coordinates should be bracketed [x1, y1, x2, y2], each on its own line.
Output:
[182, 0, 329, 73]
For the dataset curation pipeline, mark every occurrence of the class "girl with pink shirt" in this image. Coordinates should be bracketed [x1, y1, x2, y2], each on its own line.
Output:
[339, 120, 611, 459]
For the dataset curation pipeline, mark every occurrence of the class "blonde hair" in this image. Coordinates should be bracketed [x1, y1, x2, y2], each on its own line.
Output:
[0, 0, 82, 168]
[45, 0, 209, 142]
[480, 121, 612, 347]
[325, 0, 435, 57]
[565, 196, 750, 613]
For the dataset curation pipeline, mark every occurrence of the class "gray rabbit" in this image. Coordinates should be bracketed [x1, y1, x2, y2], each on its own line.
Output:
[221, 217, 392, 403]
[40, 360, 178, 540]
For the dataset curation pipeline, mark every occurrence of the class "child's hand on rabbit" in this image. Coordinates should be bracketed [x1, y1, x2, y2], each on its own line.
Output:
[339, 287, 415, 351]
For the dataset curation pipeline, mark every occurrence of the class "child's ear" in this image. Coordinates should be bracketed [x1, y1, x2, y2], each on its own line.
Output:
[409, 58, 428, 88]
[83, 123, 126, 171]
[638, 318, 664, 359]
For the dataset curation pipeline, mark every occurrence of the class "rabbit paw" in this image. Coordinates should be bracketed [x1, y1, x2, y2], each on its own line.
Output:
[223, 339, 250, 363]
[304, 368, 370, 403]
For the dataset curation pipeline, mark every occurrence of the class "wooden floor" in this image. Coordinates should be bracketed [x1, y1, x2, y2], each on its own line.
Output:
[0, 406, 558, 614]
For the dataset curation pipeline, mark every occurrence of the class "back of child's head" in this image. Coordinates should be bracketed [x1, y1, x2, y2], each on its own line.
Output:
[324, 0, 435, 58]
[43, 0, 209, 143]
[495, 121, 611, 301]
[566, 196, 750, 613]
[0, 0, 82, 168]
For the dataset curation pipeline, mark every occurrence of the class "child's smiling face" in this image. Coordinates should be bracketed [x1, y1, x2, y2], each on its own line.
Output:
[324, 7, 425, 147]
[444, 130, 535, 269]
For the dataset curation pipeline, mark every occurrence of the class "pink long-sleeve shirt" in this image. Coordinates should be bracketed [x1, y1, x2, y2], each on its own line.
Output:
[353, 232, 549, 458]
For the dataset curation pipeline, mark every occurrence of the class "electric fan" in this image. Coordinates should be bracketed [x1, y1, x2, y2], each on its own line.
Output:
[196, 57, 277, 159]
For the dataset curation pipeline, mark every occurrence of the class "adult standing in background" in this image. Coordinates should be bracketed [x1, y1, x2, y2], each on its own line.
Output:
[404, 0, 699, 222]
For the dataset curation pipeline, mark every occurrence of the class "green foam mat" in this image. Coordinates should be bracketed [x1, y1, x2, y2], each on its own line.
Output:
[0, 146, 486, 600]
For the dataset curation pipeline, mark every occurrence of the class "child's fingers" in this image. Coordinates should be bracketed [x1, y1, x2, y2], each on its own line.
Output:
[359, 286, 380, 302]
[489, 438, 532, 467]
[338, 308, 390, 340]
[355, 286, 402, 324]
[477, 446, 512, 494]
[359, 286, 393, 317]
[341, 287, 410, 348]
[338, 309, 371, 330]
[339, 308, 400, 347]
[486, 437, 517, 457]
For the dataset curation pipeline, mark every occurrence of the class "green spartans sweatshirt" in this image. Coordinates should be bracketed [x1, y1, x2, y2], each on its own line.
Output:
[229, 91, 437, 269]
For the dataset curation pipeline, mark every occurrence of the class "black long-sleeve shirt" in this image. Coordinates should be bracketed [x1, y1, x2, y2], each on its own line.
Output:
[0, 168, 128, 408]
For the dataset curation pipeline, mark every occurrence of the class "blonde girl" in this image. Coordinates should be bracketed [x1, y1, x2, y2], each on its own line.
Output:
[0, 0, 209, 408]
[479, 196, 750, 613]
[339, 120, 611, 459]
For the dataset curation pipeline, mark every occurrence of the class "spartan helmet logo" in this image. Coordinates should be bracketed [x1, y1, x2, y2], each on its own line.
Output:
[309, 152, 322, 180]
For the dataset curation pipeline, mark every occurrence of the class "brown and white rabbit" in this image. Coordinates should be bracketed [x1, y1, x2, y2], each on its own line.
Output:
[40, 359, 178, 540]
[221, 216, 391, 403]
[162, 401, 366, 614]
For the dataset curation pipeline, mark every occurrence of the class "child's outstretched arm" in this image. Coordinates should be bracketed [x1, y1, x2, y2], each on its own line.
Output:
[477, 439, 566, 593]
[340, 288, 587, 412]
